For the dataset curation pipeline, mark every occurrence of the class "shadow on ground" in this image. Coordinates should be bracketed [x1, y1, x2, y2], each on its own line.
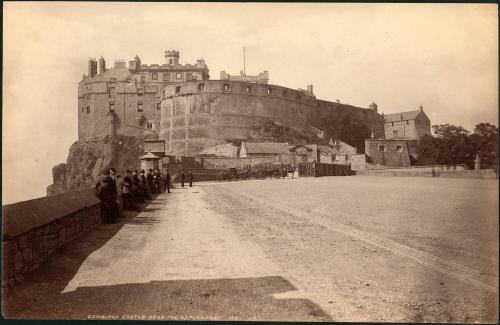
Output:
[5, 276, 331, 321]
[2, 194, 331, 321]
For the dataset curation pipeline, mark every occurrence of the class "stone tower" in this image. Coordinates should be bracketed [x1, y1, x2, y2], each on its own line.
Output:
[165, 50, 180, 66]
[98, 56, 106, 74]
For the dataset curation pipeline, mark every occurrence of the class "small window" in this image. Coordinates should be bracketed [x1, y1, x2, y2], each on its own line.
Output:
[267, 88, 272, 95]
[362, 112, 367, 119]
[198, 83, 205, 92]
[328, 105, 332, 111]
[175, 86, 181, 94]
[108, 87, 115, 98]
[378, 145, 385, 152]
[391, 122, 394, 126]
[137, 91, 143, 97]
[169, 59, 173, 65]
[146, 122, 153, 130]
[246, 86, 252, 93]
[156, 102, 161, 110]
[140, 76, 146, 83]
[406, 120, 409, 125]
[223, 84, 230, 91]
[109, 103, 115, 112]
[163, 73, 169, 81]
[86, 106, 90, 114]
[81, 107, 85, 113]
[417, 120, 420, 125]
[396, 145, 403, 152]
[152, 72, 158, 80]
[176, 73, 182, 80]
[137, 102, 143, 112]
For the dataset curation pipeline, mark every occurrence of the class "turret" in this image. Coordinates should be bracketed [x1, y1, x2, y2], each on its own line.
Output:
[165, 50, 180, 65]
[88, 58, 97, 78]
[129, 55, 141, 71]
[99, 56, 106, 74]
[369, 102, 378, 113]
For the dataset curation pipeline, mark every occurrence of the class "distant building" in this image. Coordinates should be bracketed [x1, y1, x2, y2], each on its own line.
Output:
[365, 139, 418, 167]
[239, 142, 290, 157]
[78, 51, 210, 140]
[220, 70, 269, 84]
[384, 106, 431, 140]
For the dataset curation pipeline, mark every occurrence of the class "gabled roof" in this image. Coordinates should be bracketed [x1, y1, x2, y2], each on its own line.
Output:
[289, 144, 313, 152]
[318, 145, 337, 155]
[140, 152, 160, 160]
[242, 142, 289, 154]
[384, 110, 422, 123]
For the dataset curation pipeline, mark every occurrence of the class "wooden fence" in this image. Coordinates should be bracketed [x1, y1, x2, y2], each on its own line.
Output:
[298, 162, 352, 177]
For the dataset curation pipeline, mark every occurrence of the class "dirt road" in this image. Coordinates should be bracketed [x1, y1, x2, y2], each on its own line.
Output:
[3, 176, 498, 322]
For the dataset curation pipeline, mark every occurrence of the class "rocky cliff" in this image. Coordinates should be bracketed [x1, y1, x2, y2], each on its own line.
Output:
[47, 135, 145, 196]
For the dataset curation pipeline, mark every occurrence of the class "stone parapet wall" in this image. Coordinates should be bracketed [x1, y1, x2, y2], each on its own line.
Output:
[356, 168, 497, 179]
[2, 190, 102, 288]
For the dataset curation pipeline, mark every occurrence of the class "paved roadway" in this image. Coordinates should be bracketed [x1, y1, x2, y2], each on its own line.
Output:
[3, 176, 498, 322]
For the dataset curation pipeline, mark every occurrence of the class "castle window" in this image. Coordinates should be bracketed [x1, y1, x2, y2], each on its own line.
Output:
[86, 106, 90, 114]
[152, 72, 158, 80]
[137, 90, 143, 96]
[391, 122, 394, 126]
[362, 112, 367, 119]
[175, 86, 181, 94]
[417, 119, 420, 125]
[223, 84, 230, 92]
[137, 102, 143, 112]
[163, 73, 169, 81]
[267, 88, 272, 95]
[169, 59, 173, 65]
[157, 102, 161, 110]
[378, 145, 386, 152]
[328, 105, 332, 111]
[396, 145, 403, 152]
[176, 73, 182, 80]
[146, 122, 153, 130]
[198, 83, 205, 92]
[109, 103, 115, 112]
[108, 87, 115, 98]
[140, 76, 146, 83]
[246, 86, 252, 93]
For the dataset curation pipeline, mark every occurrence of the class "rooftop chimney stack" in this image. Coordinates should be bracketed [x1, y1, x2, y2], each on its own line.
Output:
[419, 105, 424, 111]
[307, 85, 314, 95]
[99, 56, 106, 74]
[88, 58, 97, 78]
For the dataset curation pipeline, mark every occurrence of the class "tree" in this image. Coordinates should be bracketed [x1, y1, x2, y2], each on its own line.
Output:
[469, 123, 498, 170]
[416, 134, 440, 165]
[432, 124, 474, 166]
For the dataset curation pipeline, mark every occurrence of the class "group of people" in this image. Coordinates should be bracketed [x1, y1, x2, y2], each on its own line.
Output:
[95, 167, 194, 223]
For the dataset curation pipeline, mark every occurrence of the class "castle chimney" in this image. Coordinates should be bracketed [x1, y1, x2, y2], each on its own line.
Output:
[99, 56, 106, 74]
[307, 85, 314, 95]
[88, 58, 97, 78]
[419, 104, 424, 111]
[369, 102, 378, 113]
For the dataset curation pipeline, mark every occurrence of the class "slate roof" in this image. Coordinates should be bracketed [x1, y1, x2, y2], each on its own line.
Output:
[242, 142, 290, 155]
[384, 110, 421, 123]
[2, 189, 101, 240]
[87, 67, 132, 82]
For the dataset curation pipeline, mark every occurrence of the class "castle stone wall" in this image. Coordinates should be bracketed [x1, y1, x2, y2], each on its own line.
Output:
[160, 80, 384, 156]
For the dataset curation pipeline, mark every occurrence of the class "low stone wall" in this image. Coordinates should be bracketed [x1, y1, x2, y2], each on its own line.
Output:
[356, 167, 497, 179]
[2, 189, 102, 288]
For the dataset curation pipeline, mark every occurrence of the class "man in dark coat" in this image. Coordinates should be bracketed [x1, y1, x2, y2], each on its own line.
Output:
[147, 169, 154, 194]
[122, 170, 139, 211]
[96, 170, 119, 223]
[163, 169, 171, 193]
[188, 170, 194, 187]
[132, 170, 142, 203]
[138, 169, 150, 200]
[181, 170, 185, 188]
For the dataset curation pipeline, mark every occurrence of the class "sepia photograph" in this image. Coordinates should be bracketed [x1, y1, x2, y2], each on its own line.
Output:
[2, 2, 498, 322]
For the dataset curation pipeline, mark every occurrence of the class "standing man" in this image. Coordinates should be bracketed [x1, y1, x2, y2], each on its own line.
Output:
[96, 170, 119, 223]
[147, 169, 154, 194]
[164, 169, 171, 193]
[188, 170, 194, 187]
[181, 170, 185, 188]
[122, 170, 139, 211]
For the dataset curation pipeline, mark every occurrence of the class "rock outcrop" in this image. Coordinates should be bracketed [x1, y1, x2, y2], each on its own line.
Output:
[47, 135, 145, 196]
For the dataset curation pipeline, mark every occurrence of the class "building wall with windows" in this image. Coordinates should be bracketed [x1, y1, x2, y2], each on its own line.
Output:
[160, 80, 385, 156]
[383, 109, 431, 140]
[365, 139, 418, 167]
[78, 51, 209, 140]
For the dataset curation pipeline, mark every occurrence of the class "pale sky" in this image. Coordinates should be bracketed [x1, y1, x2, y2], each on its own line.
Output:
[3, 2, 498, 204]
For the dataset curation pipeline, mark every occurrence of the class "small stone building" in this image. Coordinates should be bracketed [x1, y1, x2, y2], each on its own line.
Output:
[384, 106, 431, 140]
[365, 139, 418, 167]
